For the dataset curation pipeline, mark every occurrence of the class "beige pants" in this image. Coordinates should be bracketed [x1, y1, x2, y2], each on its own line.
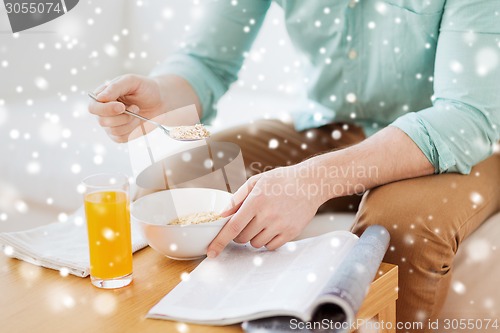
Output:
[208, 119, 500, 331]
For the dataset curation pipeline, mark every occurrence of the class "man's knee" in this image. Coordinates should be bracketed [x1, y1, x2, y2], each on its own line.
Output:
[352, 183, 456, 274]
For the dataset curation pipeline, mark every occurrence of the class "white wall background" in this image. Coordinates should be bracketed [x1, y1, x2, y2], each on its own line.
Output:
[0, 0, 303, 101]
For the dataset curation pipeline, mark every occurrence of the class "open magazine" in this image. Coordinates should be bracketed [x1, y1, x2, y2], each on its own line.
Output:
[147, 225, 390, 332]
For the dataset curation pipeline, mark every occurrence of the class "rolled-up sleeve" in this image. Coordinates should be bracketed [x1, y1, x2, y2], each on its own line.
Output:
[150, 0, 271, 123]
[391, 0, 500, 174]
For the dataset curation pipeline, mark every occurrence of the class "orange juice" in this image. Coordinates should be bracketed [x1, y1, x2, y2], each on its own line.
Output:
[84, 190, 132, 279]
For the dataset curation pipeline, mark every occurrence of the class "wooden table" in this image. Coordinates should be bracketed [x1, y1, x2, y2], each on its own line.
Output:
[0, 247, 397, 333]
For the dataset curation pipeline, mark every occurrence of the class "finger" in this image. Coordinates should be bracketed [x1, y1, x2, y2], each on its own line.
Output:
[265, 234, 288, 251]
[89, 100, 125, 117]
[108, 134, 129, 143]
[105, 118, 142, 137]
[220, 201, 243, 218]
[207, 195, 259, 257]
[93, 76, 124, 99]
[220, 181, 254, 217]
[234, 216, 266, 244]
[127, 104, 140, 114]
[220, 175, 262, 217]
[98, 113, 134, 128]
[249, 228, 278, 249]
[92, 82, 109, 96]
[97, 75, 139, 102]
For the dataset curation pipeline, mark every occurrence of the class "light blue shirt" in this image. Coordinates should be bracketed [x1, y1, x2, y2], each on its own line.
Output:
[151, 0, 500, 174]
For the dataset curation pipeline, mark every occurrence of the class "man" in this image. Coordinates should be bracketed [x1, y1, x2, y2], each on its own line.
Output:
[88, 0, 500, 331]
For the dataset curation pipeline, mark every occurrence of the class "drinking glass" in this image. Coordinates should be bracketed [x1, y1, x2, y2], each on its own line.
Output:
[82, 173, 133, 288]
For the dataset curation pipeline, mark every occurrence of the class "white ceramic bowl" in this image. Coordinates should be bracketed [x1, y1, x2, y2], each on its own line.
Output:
[131, 188, 232, 260]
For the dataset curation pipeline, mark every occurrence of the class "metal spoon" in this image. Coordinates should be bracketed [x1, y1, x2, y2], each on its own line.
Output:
[88, 92, 207, 141]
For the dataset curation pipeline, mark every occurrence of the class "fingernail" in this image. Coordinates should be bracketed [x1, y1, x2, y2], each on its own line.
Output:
[207, 250, 217, 259]
[114, 104, 123, 113]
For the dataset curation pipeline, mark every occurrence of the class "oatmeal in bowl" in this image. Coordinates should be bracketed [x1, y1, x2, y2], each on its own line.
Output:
[131, 188, 232, 260]
[168, 212, 222, 226]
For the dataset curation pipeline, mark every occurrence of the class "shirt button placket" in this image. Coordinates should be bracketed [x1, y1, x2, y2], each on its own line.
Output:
[345, 0, 361, 117]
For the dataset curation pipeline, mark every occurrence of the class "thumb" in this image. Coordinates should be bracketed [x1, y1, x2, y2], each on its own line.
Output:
[220, 202, 240, 217]
[97, 75, 140, 102]
[220, 175, 261, 217]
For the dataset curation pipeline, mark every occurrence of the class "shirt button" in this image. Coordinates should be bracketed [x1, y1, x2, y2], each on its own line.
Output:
[348, 49, 358, 59]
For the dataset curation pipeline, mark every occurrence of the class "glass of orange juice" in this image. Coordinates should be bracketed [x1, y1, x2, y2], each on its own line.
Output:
[82, 173, 133, 289]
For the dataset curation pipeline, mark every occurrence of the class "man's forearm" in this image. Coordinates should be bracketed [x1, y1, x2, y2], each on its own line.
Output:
[152, 75, 203, 119]
[304, 126, 435, 204]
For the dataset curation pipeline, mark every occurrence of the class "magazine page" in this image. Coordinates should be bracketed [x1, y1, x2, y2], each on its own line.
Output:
[243, 225, 390, 333]
[310, 225, 390, 330]
[147, 230, 358, 325]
